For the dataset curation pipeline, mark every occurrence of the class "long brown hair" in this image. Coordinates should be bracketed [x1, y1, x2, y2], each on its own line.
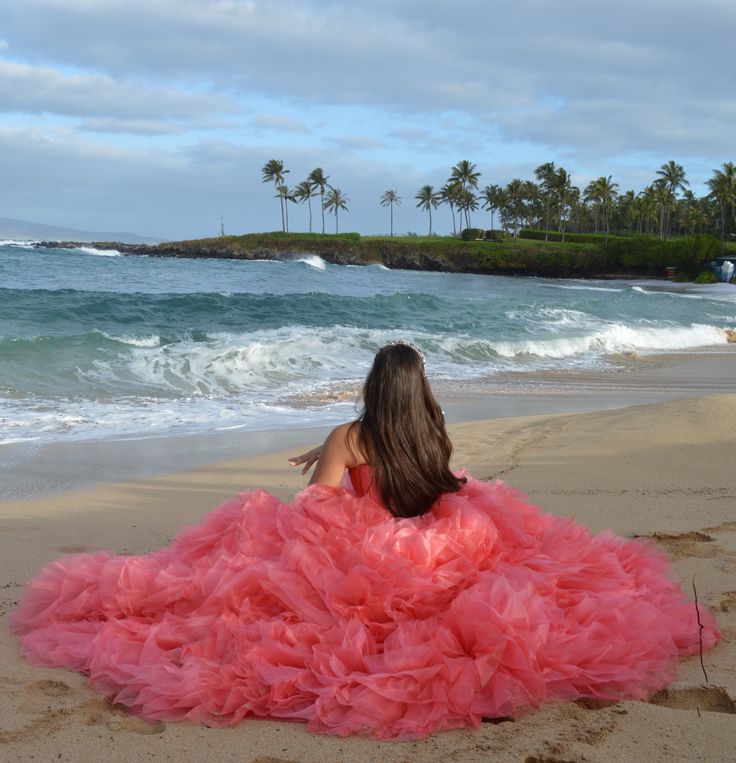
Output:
[350, 342, 465, 517]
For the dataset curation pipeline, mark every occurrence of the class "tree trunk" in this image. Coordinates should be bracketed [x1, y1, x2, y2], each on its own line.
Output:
[321, 192, 325, 234]
[428, 206, 432, 236]
[308, 197, 313, 233]
[280, 196, 285, 232]
[390, 204, 394, 237]
[335, 209, 339, 234]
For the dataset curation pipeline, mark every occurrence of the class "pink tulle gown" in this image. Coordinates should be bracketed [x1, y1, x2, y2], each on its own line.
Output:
[11, 466, 720, 740]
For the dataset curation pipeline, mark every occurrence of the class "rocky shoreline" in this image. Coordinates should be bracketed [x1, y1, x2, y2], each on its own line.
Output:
[33, 235, 700, 280]
[34, 238, 464, 272]
[33, 237, 613, 277]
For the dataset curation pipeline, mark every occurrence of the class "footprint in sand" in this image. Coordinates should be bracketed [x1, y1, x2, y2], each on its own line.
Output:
[55, 545, 89, 553]
[16, 679, 73, 714]
[716, 591, 736, 612]
[704, 520, 736, 533]
[3, 680, 78, 743]
[640, 531, 719, 559]
[649, 686, 736, 714]
[82, 697, 165, 735]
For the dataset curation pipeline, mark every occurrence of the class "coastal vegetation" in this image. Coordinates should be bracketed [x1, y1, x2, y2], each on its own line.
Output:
[132, 229, 719, 280]
[33, 160, 735, 282]
[261, 158, 736, 257]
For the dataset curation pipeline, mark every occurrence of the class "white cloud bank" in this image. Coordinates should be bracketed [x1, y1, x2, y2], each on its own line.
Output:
[0, 0, 733, 237]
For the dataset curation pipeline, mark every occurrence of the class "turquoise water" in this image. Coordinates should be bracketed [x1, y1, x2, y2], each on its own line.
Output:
[1, 241, 735, 445]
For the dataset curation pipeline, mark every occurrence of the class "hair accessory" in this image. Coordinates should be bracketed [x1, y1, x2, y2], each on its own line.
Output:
[381, 340, 426, 368]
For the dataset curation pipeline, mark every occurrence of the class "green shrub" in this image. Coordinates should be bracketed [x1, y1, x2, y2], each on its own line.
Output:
[604, 236, 665, 274]
[666, 236, 720, 278]
[694, 270, 718, 284]
[461, 228, 484, 241]
[602, 235, 720, 277]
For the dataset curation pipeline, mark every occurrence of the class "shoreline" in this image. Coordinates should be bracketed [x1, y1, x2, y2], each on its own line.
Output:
[2, 347, 736, 501]
[32, 233, 736, 280]
[1, 393, 734, 761]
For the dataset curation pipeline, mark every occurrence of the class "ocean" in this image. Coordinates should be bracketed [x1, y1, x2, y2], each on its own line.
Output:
[1, 241, 735, 451]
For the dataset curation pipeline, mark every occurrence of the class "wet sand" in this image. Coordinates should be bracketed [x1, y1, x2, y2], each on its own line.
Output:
[4, 348, 736, 501]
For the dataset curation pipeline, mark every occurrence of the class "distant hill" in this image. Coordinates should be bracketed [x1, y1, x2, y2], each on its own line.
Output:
[0, 218, 164, 244]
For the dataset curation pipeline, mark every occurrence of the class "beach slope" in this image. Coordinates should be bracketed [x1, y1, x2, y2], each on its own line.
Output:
[1, 395, 734, 762]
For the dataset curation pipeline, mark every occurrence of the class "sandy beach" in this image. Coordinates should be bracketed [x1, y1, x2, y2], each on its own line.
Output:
[1, 388, 735, 761]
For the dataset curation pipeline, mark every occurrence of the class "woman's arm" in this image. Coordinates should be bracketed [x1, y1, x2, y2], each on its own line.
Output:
[287, 445, 322, 475]
[289, 422, 363, 487]
[308, 423, 356, 487]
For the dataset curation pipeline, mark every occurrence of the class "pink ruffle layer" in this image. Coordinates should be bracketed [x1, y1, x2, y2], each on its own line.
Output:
[11, 476, 720, 739]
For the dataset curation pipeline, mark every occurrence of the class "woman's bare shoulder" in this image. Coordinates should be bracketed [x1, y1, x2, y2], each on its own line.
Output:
[309, 421, 365, 487]
[326, 421, 365, 466]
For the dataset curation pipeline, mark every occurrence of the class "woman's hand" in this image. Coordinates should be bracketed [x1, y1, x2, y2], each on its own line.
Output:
[288, 446, 322, 475]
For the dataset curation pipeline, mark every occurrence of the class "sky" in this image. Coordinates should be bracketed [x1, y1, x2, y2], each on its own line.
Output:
[1, 0, 734, 241]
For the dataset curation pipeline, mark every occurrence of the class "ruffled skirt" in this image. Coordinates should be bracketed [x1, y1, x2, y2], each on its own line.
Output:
[11, 476, 720, 739]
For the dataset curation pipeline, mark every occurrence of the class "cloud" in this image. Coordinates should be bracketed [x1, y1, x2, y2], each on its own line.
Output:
[0, 1, 733, 235]
[2, 0, 733, 162]
[249, 114, 310, 133]
[331, 135, 385, 151]
[0, 59, 236, 126]
[78, 118, 187, 135]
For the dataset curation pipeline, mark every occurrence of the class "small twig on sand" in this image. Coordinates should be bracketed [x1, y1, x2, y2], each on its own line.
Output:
[692, 576, 709, 684]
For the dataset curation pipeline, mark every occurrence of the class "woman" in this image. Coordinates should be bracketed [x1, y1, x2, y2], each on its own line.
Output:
[292, 341, 464, 517]
[11, 343, 721, 740]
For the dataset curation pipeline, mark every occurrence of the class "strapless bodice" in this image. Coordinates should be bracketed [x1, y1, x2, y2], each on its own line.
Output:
[347, 463, 373, 497]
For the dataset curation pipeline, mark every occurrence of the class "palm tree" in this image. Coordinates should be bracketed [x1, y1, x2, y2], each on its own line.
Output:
[534, 162, 557, 241]
[650, 181, 672, 240]
[275, 184, 295, 232]
[561, 185, 580, 238]
[294, 180, 317, 233]
[521, 181, 541, 229]
[554, 168, 575, 240]
[616, 189, 637, 234]
[308, 167, 330, 234]
[680, 190, 697, 236]
[503, 179, 526, 238]
[584, 180, 601, 234]
[457, 189, 479, 230]
[261, 159, 289, 232]
[481, 184, 503, 232]
[635, 186, 659, 235]
[323, 187, 349, 233]
[707, 162, 736, 252]
[588, 176, 618, 244]
[439, 181, 462, 235]
[656, 161, 688, 239]
[450, 160, 481, 229]
[680, 191, 709, 236]
[415, 185, 439, 236]
[380, 190, 401, 237]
